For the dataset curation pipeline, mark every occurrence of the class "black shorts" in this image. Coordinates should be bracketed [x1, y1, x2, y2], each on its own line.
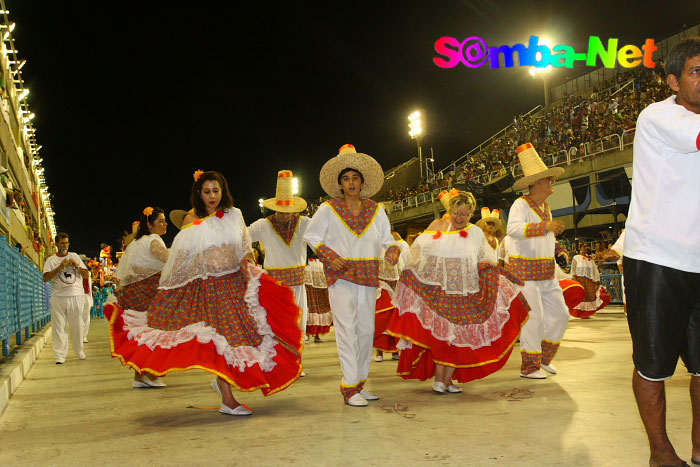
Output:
[623, 256, 700, 380]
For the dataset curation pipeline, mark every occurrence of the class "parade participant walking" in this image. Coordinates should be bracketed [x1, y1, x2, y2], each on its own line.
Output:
[374, 231, 410, 362]
[43, 233, 90, 364]
[475, 207, 503, 263]
[304, 256, 333, 341]
[106, 170, 303, 416]
[304, 144, 401, 407]
[113, 206, 169, 388]
[79, 254, 93, 343]
[569, 246, 611, 318]
[248, 170, 310, 341]
[387, 190, 529, 393]
[507, 143, 570, 379]
[624, 38, 700, 467]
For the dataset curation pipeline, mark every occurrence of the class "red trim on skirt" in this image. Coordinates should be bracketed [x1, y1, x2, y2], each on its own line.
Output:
[387, 292, 529, 383]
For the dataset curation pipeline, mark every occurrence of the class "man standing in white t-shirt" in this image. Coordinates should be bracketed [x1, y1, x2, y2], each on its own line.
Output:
[624, 38, 700, 467]
[43, 233, 90, 364]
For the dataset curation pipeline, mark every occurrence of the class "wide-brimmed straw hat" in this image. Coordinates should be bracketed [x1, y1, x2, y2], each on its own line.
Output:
[319, 144, 384, 198]
[262, 170, 307, 213]
[512, 143, 565, 191]
[169, 209, 189, 230]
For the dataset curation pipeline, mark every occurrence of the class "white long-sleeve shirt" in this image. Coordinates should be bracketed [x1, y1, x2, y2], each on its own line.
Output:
[303, 199, 400, 287]
[248, 215, 310, 285]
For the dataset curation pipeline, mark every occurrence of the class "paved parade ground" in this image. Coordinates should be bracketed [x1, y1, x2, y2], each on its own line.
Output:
[0, 308, 695, 466]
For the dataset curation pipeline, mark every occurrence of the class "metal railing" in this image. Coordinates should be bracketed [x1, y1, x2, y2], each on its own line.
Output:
[0, 235, 51, 355]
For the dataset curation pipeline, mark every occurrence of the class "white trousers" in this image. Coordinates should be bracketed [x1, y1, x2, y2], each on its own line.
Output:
[82, 295, 93, 340]
[519, 279, 569, 353]
[289, 284, 308, 332]
[327, 279, 376, 386]
[50, 295, 85, 360]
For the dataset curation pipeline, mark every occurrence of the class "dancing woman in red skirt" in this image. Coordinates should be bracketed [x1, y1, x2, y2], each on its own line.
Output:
[107, 171, 303, 416]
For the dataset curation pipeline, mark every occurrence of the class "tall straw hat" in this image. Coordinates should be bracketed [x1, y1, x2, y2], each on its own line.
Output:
[478, 207, 502, 229]
[512, 143, 565, 191]
[262, 170, 307, 213]
[169, 209, 190, 230]
[319, 144, 384, 198]
[438, 188, 461, 212]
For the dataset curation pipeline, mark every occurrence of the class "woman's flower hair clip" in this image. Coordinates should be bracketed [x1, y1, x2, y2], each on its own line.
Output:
[193, 170, 204, 181]
[432, 230, 442, 240]
[459, 230, 468, 238]
[143, 207, 154, 216]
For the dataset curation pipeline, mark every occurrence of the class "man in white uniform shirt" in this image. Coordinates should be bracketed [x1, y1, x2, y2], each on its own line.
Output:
[624, 38, 700, 467]
[248, 170, 310, 355]
[43, 233, 90, 364]
[507, 143, 570, 380]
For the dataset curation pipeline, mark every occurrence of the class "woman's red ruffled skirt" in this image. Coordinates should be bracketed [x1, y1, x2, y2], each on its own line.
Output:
[374, 287, 399, 352]
[387, 266, 530, 383]
[105, 266, 303, 396]
[569, 277, 612, 318]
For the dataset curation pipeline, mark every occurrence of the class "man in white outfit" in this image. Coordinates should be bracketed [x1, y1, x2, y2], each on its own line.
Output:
[248, 170, 310, 371]
[305, 144, 400, 407]
[507, 143, 570, 379]
[43, 233, 90, 364]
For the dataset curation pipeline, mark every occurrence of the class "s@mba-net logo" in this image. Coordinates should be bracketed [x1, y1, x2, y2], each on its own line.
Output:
[433, 35, 658, 69]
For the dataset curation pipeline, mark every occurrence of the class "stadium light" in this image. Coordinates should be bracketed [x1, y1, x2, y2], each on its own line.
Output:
[528, 38, 553, 108]
[292, 177, 299, 195]
[408, 110, 425, 180]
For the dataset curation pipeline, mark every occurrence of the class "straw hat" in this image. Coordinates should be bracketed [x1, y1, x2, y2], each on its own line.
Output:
[478, 207, 502, 229]
[169, 209, 190, 230]
[512, 143, 565, 191]
[319, 144, 384, 198]
[262, 170, 307, 213]
[438, 188, 460, 212]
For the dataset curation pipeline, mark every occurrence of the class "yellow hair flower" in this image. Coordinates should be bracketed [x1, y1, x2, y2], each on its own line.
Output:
[143, 206, 154, 216]
[193, 170, 204, 181]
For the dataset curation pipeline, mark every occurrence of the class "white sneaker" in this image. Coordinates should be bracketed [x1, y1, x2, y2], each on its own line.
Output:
[375, 354, 383, 362]
[360, 389, 379, 400]
[78, 352, 86, 360]
[300, 371, 306, 377]
[432, 381, 447, 394]
[220, 403, 253, 416]
[346, 393, 369, 407]
[141, 373, 166, 387]
[520, 369, 547, 379]
[447, 384, 462, 393]
[82, 337, 88, 343]
[541, 363, 557, 374]
[132, 380, 151, 388]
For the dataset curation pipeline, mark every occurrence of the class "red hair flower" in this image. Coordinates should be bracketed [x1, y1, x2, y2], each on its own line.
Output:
[215, 210, 225, 218]
[193, 218, 202, 225]
[193, 170, 204, 181]
[459, 230, 468, 238]
[143, 206, 153, 216]
[432, 230, 442, 240]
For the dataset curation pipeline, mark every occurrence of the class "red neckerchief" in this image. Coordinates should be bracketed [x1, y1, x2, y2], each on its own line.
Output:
[268, 214, 299, 246]
[328, 198, 378, 235]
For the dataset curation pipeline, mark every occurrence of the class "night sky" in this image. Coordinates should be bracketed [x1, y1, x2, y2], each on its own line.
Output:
[7, 0, 700, 256]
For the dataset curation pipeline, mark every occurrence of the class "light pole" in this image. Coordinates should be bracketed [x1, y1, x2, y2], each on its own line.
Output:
[528, 37, 553, 108]
[408, 110, 424, 180]
[529, 66, 552, 108]
[258, 198, 264, 214]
